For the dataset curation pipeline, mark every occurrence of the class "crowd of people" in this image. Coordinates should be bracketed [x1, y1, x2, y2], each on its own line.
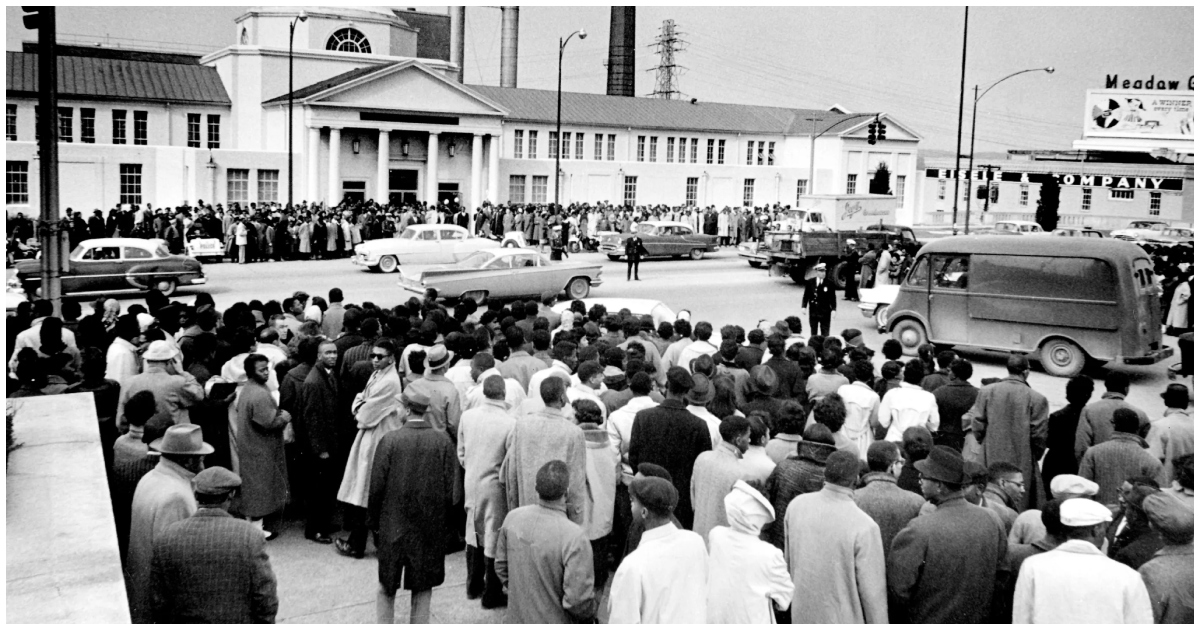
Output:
[5, 274, 1194, 624]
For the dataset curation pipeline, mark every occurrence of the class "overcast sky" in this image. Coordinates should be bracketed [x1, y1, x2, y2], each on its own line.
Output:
[7, 3, 1194, 153]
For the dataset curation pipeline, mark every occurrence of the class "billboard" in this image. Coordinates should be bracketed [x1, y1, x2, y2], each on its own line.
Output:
[1084, 90, 1193, 140]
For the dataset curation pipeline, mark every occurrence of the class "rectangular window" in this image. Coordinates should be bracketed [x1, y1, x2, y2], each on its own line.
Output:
[938, 179, 946, 200]
[767, 141, 776, 166]
[257, 169, 279, 203]
[1149, 192, 1161, 216]
[649, 136, 658, 162]
[594, 134, 603, 161]
[227, 168, 250, 203]
[757, 141, 766, 166]
[527, 130, 538, 159]
[531, 175, 548, 203]
[606, 134, 616, 161]
[963, 184, 970, 201]
[743, 178, 755, 206]
[690, 138, 698, 164]
[6, 161, 29, 204]
[989, 183, 998, 204]
[706, 139, 715, 164]
[513, 129, 524, 159]
[1109, 189, 1135, 200]
[35, 106, 40, 142]
[112, 109, 127, 144]
[574, 132, 583, 160]
[81, 108, 95, 143]
[509, 175, 526, 203]
[624, 175, 638, 206]
[1019, 184, 1029, 206]
[206, 114, 220, 149]
[1081, 187, 1092, 211]
[57, 107, 73, 143]
[746, 141, 754, 165]
[796, 179, 808, 203]
[186, 113, 201, 148]
[560, 132, 569, 159]
[119, 164, 142, 204]
[133, 110, 148, 145]
[549, 132, 559, 160]
[667, 137, 675, 163]
[846, 174, 858, 194]
[637, 135, 646, 162]
[717, 140, 726, 165]
[6, 105, 16, 141]
[896, 175, 906, 202]
[685, 177, 698, 207]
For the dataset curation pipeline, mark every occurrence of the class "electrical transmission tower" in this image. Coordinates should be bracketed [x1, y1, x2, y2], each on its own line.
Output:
[648, 19, 687, 99]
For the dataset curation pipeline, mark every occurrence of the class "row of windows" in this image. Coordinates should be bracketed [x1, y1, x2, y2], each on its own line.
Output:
[937, 179, 1160, 210]
[227, 169, 281, 204]
[512, 130, 617, 162]
[745, 141, 776, 166]
[638, 136, 727, 165]
[507, 175, 550, 203]
[8, 105, 221, 148]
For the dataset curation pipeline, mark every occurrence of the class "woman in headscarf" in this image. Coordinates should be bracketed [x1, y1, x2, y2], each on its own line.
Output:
[706, 480, 793, 623]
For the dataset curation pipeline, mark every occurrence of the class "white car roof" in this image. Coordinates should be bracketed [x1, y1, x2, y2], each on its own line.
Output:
[479, 247, 540, 256]
[408, 224, 466, 232]
[550, 298, 678, 322]
[640, 221, 692, 229]
[77, 238, 162, 249]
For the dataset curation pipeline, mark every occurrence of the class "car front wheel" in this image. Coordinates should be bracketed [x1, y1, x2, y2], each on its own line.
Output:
[689, 248, 704, 260]
[874, 304, 890, 331]
[378, 255, 399, 273]
[154, 278, 177, 297]
[566, 277, 591, 300]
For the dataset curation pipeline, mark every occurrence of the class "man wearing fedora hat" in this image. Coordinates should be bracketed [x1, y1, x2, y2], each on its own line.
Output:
[1146, 383, 1193, 486]
[684, 372, 723, 449]
[887, 445, 1008, 624]
[115, 339, 205, 434]
[1137, 492, 1194, 624]
[149, 467, 279, 623]
[406, 343, 467, 553]
[127, 424, 214, 623]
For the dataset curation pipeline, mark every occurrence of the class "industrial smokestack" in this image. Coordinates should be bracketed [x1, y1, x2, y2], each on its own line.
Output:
[606, 7, 636, 97]
[500, 6, 519, 88]
[449, 7, 466, 83]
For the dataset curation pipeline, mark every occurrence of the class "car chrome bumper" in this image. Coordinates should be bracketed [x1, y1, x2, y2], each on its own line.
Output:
[189, 277, 207, 285]
[590, 277, 604, 287]
[352, 255, 377, 267]
[1120, 347, 1174, 365]
[858, 303, 877, 318]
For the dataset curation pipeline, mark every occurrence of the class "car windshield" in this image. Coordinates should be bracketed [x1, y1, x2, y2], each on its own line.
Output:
[398, 228, 418, 240]
[155, 244, 170, 257]
[451, 251, 493, 269]
[636, 223, 656, 234]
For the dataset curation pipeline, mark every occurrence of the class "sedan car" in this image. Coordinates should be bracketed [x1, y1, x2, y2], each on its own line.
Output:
[1051, 227, 1105, 238]
[398, 248, 602, 303]
[550, 298, 686, 328]
[13, 238, 205, 298]
[599, 221, 719, 261]
[353, 224, 525, 273]
[857, 284, 900, 332]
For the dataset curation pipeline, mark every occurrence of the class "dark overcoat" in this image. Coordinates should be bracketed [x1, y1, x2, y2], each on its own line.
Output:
[235, 381, 291, 518]
[297, 364, 341, 457]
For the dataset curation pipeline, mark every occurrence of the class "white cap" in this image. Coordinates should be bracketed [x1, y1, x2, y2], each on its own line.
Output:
[1059, 498, 1113, 527]
[1049, 474, 1099, 498]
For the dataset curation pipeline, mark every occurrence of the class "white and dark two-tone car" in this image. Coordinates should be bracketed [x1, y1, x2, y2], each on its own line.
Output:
[599, 221, 719, 261]
[398, 248, 602, 303]
[353, 224, 525, 273]
[12, 238, 205, 298]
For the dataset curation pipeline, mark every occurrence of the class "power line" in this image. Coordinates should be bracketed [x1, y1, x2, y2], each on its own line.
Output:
[648, 19, 688, 100]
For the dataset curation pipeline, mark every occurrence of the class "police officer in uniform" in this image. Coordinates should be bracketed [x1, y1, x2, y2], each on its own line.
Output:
[801, 261, 838, 337]
[625, 234, 650, 281]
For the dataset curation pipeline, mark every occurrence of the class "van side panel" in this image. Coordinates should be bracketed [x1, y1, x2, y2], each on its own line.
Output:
[969, 255, 1120, 330]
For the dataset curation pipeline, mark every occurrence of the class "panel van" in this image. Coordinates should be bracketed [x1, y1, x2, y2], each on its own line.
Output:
[885, 236, 1173, 377]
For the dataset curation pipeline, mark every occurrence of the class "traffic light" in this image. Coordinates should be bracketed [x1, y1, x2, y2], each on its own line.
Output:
[877, 120, 887, 141]
[976, 184, 988, 200]
[22, 6, 46, 30]
[867, 122, 877, 145]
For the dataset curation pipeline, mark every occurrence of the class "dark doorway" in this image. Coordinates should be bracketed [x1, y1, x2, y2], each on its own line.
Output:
[389, 169, 419, 206]
[437, 182, 460, 206]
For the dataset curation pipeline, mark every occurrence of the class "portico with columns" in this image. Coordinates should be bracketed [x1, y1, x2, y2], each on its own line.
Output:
[268, 60, 507, 210]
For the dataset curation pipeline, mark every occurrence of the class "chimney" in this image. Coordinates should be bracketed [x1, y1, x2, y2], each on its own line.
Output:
[449, 7, 466, 83]
[606, 7, 636, 97]
[500, 6, 519, 88]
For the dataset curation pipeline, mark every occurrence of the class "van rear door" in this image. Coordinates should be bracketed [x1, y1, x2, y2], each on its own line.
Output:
[1131, 257, 1165, 356]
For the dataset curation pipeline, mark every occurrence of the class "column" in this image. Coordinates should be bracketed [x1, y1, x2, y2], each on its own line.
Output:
[426, 132, 440, 207]
[376, 129, 390, 203]
[327, 127, 341, 207]
[487, 134, 500, 204]
[470, 134, 483, 211]
[306, 127, 321, 204]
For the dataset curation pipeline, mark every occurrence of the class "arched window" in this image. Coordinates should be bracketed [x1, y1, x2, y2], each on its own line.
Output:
[326, 28, 371, 54]
[240, 28, 249, 45]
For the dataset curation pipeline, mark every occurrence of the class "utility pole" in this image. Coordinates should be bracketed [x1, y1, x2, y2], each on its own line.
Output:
[982, 164, 995, 216]
[25, 7, 63, 314]
[950, 7, 968, 235]
[648, 19, 687, 99]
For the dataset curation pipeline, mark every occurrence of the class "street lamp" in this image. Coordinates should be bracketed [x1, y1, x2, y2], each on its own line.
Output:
[288, 10, 308, 211]
[964, 66, 1054, 234]
[555, 29, 586, 212]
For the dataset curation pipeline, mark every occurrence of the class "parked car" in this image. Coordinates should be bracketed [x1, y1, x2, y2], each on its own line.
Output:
[857, 284, 900, 332]
[398, 248, 603, 303]
[353, 224, 525, 273]
[1051, 227, 1105, 238]
[1110, 220, 1171, 242]
[186, 236, 226, 263]
[992, 220, 1045, 234]
[13, 238, 205, 298]
[599, 221, 719, 261]
[550, 298, 686, 328]
[1113, 225, 1193, 246]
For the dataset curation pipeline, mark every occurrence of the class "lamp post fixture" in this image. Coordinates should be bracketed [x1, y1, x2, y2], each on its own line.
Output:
[963, 66, 1054, 234]
[287, 10, 308, 212]
[555, 29, 586, 212]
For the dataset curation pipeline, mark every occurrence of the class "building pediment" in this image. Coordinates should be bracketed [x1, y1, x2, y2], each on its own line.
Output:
[840, 114, 921, 142]
[265, 60, 506, 118]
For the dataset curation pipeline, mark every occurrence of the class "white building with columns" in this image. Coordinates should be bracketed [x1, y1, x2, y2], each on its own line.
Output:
[6, 6, 924, 222]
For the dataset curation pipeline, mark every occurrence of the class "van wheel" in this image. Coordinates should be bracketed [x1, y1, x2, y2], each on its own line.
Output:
[892, 319, 927, 356]
[1040, 338, 1086, 377]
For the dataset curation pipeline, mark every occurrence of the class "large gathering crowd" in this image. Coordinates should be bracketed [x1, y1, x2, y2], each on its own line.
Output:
[5, 268, 1194, 624]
